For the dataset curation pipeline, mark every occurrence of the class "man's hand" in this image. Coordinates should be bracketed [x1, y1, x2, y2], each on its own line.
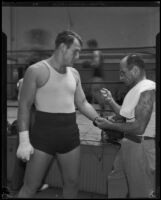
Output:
[16, 142, 34, 162]
[95, 117, 112, 130]
[16, 131, 34, 162]
[100, 88, 113, 103]
[97, 117, 124, 141]
[108, 115, 126, 123]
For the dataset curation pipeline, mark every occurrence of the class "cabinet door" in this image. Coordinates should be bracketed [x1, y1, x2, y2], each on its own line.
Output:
[7, 136, 17, 181]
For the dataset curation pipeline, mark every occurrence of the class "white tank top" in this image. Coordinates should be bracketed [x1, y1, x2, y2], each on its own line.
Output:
[35, 60, 76, 113]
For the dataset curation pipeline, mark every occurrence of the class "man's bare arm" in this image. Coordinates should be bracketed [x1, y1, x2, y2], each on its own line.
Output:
[96, 90, 155, 136]
[17, 66, 38, 132]
[16, 66, 39, 161]
[107, 98, 121, 115]
[71, 68, 99, 121]
[134, 89, 155, 134]
[100, 88, 121, 115]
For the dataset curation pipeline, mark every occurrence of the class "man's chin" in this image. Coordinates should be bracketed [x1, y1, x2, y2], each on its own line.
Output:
[65, 64, 72, 67]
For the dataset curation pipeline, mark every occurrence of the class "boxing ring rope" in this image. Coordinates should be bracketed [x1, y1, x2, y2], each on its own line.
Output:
[7, 47, 156, 110]
[7, 46, 156, 54]
[7, 46, 156, 65]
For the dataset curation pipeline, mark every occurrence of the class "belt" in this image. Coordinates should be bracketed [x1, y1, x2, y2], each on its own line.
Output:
[124, 134, 155, 143]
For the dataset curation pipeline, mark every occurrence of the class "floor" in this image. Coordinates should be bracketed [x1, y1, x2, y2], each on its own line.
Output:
[7, 185, 108, 199]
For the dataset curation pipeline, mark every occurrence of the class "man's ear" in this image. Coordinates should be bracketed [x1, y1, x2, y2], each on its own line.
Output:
[60, 43, 67, 53]
[132, 65, 140, 76]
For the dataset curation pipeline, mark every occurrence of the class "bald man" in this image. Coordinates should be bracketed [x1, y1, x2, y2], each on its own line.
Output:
[96, 54, 156, 198]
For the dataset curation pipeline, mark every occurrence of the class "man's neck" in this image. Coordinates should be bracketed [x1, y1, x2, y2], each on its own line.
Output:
[47, 54, 66, 74]
[130, 76, 146, 89]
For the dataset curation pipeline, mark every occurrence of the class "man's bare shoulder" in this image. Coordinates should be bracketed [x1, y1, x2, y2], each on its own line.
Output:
[26, 60, 49, 77]
[136, 89, 155, 117]
[70, 67, 79, 76]
[140, 90, 155, 102]
[70, 67, 80, 84]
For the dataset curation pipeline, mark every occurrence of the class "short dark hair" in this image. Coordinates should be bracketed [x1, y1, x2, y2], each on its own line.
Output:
[126, 54, 145, 71]
[55, 30, 83, 49]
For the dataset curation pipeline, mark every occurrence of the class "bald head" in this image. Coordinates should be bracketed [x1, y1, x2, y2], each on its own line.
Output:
[121, 54, 146, 72]
[119, 54, 146, 86]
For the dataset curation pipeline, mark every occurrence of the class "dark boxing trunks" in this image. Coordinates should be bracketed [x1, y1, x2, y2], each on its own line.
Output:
[30, 111, 80, 155]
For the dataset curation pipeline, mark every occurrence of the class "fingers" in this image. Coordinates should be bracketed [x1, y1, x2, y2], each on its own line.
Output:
[100, 88, 113, 104]
[95, 117, 105, 122]
[101, 88, 108, 91]
[95, 118, 106, 130]
[95, 117, 112, 130]
[100, 88, 111, 97]
[100, 88, 107, 96]
[22, 158, 28, 163]
[16, 147, 34, 162]
[100, 88, 109, 93]
[25, 153, 30, 161]
[24, 148, 34, 161]
[22, 153, 31, 162]
[19, 154, 29, 162]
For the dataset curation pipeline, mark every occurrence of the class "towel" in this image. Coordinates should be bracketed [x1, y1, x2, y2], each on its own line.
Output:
[120, 79, 156, 120]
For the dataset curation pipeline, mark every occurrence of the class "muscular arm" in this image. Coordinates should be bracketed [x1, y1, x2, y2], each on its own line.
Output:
[71, 68, 99, 121]
[17, 66, 38, 132]
[17, 79, 23, 101]
[99, 90, 155, 136]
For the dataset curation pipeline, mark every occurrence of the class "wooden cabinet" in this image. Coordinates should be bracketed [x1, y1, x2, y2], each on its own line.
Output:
[7, 135, 17, 181]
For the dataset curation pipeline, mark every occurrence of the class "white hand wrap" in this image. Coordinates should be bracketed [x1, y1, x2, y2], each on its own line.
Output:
[17, 130, 34, 161]
[19, 130, 30, 144]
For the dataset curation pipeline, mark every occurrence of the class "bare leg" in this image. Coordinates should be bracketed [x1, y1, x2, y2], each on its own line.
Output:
[57, 146, 80, 199]
[17, 148, 53, 198]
